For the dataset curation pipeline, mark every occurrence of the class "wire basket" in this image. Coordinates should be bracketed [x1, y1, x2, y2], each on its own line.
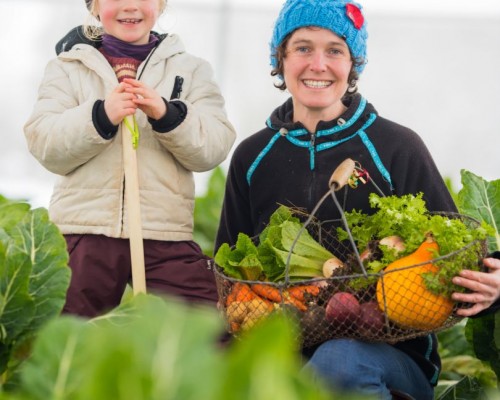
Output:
[214, 159, 488, 348]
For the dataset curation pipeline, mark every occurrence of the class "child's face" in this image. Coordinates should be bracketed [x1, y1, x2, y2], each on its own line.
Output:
[97, 0, 160, 45]
[283, 27, 353, 122]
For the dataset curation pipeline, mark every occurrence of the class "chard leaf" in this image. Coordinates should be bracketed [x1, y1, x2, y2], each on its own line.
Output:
[279, 221, 333, 262]
[264, 245, 324, 282]
[457, 170, 500, 252]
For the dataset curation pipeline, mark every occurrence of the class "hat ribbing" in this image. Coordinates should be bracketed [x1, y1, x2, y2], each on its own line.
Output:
[270, 0, 368, 73]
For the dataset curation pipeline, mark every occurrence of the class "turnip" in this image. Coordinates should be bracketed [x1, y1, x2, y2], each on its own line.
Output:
[379, 235, 405, 253]
[322, 256, 344, 278]
[325, 292, 360, 327]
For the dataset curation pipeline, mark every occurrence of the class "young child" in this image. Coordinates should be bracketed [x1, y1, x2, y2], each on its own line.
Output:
[215, 0, 500, 398]
[24, 0, 236, 318]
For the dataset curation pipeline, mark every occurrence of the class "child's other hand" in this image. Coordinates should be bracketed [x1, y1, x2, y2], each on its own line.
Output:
[123, 78, 167, 120]
[104, 82, 138, 125]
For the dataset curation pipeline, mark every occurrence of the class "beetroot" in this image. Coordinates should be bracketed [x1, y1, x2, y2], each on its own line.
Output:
[358, 301, 386, 335]
[325, 292, 360, 326]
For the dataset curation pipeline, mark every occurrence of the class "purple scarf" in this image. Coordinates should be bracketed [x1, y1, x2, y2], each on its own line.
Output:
[101, 34, 159, 62]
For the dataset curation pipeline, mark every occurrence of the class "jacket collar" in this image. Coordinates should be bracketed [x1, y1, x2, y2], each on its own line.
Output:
[55, 26, 168, 56]
[266, 93, 377, 137]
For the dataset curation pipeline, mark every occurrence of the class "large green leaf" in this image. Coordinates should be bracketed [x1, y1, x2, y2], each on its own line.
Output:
[436, 376, 495, 400]
[19, 294, 225, 400]
[0, 200, 30, 234]
[457, 170, 500, 252]
[0, 240, 34, 344]
[20, 317, 90, 400]
[10, 208, 71, 333]
[0, 200, 71, 377]
[14, 294, 360, 400]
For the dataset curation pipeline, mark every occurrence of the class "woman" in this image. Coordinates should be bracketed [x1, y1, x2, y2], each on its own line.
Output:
[215, 0, 500, 398]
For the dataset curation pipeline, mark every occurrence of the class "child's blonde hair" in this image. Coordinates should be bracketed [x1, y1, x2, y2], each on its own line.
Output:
[83, 0, 167, 40]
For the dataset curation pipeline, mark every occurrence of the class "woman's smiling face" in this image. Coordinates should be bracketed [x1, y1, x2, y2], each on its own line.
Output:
[98, 0, 160, 45]
[283, 27, 353, 124]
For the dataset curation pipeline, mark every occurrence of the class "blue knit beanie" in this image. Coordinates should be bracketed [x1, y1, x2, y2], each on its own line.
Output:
[270, 0, 368, 73]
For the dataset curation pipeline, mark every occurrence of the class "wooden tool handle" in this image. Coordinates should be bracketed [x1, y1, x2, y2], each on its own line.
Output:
[329, 158, 355, 191]
[122, 120, 146, 295]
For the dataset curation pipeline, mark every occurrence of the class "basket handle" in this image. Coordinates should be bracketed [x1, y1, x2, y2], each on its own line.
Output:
[329, 158, 356, 190]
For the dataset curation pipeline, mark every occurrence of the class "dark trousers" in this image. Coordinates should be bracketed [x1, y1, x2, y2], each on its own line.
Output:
[62, 234, 218, 318]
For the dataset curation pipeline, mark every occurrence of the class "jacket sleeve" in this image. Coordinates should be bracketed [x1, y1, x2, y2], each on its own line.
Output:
[24, 59, 112, 176]
[214, 147, 254, 253]
[382, 126, 457, 213]
[154, 58, 236, 172]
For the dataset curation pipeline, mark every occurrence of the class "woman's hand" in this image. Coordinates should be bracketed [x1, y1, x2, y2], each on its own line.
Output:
[123, 78, 167, 121]
[452, 256, 500, 317]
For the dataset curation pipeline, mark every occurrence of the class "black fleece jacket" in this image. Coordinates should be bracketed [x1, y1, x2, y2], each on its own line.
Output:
[215, 93, 464, 386]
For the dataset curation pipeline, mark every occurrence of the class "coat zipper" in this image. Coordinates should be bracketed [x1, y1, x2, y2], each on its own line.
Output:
[308, 132, 316, 207]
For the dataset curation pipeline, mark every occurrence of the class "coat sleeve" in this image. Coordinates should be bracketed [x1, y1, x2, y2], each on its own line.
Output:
[154, 58, 236, 172]
[23, 58, 112, 176]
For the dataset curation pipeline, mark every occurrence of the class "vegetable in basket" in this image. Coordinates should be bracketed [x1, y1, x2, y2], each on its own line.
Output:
[337, 192, 491, 297]
[215, 205, 335, 282]
[376, 234, 454, 330]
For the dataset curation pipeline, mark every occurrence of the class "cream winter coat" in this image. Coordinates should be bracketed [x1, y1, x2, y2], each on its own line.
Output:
[24, 33, 236, 241]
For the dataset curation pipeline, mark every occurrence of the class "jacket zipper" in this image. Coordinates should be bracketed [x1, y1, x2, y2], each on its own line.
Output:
[308, 132, 316, 207]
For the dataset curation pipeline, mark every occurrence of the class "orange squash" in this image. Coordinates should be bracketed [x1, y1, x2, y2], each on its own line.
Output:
[376, 235, 454, 330]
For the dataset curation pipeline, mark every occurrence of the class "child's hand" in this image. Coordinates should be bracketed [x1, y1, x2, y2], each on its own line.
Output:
[104, 82, 139, 125]
[123, 78, 167, 121]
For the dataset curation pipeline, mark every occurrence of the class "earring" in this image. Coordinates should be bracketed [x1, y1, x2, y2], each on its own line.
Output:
[347, 79, 358, 93]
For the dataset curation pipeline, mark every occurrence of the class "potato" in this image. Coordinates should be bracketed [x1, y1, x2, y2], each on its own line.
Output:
[226, 301, 248, 324]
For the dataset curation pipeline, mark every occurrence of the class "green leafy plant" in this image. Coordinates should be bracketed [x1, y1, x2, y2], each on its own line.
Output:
[193, 167, 227, 257]
[215, 205, 334, 282]
[337, 192, 490, 296]
[2, 294, 369, 400]
[457, 170, 500, 253]
[0, 196, 71, 384]
[456, 171, 500, 386]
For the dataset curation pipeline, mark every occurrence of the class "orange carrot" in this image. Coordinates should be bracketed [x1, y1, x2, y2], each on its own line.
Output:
[251, 283, 283, 303]
[226, 282, 257, 306]
[230, 321, 240, 333]
[287, 285, 320, 302]
[283, 292, 308, 311]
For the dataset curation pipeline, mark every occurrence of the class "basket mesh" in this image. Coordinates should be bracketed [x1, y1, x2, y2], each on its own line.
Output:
[214, 212, 487, 348]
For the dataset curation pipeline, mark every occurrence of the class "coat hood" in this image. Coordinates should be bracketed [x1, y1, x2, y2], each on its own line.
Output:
[55, 26, 168, 55]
